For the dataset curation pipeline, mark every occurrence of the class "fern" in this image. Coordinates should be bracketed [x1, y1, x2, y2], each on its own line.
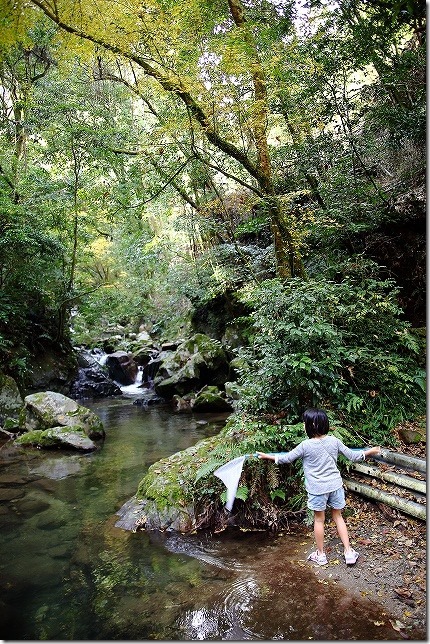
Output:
[194, 458, 225, 483]
[267, 463, 279, 489]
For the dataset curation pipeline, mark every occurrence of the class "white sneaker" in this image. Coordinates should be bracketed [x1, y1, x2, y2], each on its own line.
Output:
[344, 549, 359, 565]
[307, 550, 328, 565]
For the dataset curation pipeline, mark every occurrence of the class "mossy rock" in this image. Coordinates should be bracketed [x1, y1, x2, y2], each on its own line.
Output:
[116, 435, 221, 532]
[15, 426, 97, 451]
[154, 334, 230, 400]
[24, 391, 104, 439]
[116, 414, 305, 534]
[0, 374, 25, 430]
[191, 386, 233, 412]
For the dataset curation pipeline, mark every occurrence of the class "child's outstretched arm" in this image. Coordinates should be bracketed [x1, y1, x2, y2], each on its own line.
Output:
[255, 444, 304, 465]
[255, 452, 276, 461]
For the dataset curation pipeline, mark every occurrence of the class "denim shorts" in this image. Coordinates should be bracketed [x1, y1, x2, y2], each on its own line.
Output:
[307, 487, 346, 511]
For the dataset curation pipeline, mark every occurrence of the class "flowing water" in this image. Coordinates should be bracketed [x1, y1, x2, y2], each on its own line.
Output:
[0, 395, 410, 640]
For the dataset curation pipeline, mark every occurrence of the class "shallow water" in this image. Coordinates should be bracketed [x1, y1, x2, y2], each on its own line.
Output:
[0, 396, 411, 640]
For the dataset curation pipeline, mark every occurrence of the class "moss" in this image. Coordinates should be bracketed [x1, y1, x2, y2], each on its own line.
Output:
[136, 435, 220, 512]
[15, 428, 61, 448]
[15, 425, 96, 450]
[0, 373, 24, 424]
[24, 392, 104, 438]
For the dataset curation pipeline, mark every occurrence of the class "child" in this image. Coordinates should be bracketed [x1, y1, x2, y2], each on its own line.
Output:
[256, 408, 381, 565]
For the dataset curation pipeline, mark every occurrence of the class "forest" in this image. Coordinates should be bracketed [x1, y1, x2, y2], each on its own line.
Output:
[0, 0, 426, 525]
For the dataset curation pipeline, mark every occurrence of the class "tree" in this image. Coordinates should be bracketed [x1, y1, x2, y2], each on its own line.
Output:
[4, 0, 308, 277]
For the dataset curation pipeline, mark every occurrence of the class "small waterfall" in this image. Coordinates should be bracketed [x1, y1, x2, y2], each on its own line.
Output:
[88, 348, 161, 400]
[90, 348, 108, 366]
[121, 366, 146, 395]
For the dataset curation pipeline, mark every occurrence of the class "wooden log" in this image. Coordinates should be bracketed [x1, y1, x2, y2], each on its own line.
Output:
[376, 450, 426, 473]
[344, 479, 426, 521]
[350, 462, 426, 495]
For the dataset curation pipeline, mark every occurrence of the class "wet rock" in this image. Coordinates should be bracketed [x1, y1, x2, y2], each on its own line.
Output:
[115, 495, 195, 533]
[105, 351, 138, 385]
[15, 496, 51, 515]
[15, 426, 98, 451]
[0, 488, 25, 501]
[47, 544, 71, 559]
[191, 386, 233, 412]
[36, 516, 67, 530]
[23, 391, 105, 440]
[70, 351, 122, 399]
[171, 395, 193, 413]
[30, 456, 82, 479]
[0, 374, 25, 431]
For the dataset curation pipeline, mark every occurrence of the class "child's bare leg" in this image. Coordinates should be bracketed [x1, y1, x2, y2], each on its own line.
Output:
[313, 510, 325, 554]
[331, 508, 352, 553]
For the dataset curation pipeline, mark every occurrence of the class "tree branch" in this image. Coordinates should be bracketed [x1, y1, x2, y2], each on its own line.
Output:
[29, 0, 265, 188]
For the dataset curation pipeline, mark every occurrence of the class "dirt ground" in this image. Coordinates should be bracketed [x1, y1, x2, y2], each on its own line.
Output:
[303, 435, 426, 640]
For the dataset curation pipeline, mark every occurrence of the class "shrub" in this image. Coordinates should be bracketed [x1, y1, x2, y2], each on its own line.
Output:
[234, 277, 425, 442]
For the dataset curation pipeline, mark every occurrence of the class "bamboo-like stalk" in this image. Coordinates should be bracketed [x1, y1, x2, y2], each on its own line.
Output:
[377, 450, 426, 473]
[350, 462, 426, 494]
[344, 479, 426, 521]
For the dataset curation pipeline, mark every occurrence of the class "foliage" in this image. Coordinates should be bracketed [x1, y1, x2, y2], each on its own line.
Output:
[192, 411, 362, 523]
[0, 0, 424, 435]
[234, 276, 425, 442]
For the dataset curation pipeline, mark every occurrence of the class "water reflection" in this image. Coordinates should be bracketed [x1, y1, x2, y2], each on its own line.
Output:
[0, 397, 421, 640]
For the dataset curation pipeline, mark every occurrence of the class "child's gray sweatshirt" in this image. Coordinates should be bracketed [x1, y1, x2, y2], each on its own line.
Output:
[274, 435, 366, 495]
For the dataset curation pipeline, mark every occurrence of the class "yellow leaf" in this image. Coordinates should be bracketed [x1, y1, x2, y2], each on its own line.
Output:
[373, 621, 385, 626]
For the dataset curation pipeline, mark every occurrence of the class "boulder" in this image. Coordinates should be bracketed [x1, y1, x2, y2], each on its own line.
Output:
[70, 351, 122, 399]
[0, 374, 25, 431]
[171, 395, 193, 413]
[115, 436, 220, 532]
[154, 334, 229, 400]
[105, 351, 138, 385]
[25, 346, 78, 395]
[191, 386, 233, 412]
[15, 426, 97, 451]
[23, 391, 105, 440]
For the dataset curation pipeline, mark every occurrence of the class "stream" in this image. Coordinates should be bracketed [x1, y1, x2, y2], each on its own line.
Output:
[0, 393, 406, 640]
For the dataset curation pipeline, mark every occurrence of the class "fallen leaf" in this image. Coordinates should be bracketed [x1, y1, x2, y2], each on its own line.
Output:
[373, 621, 385, 626]
[394, 588, 412, 598]
[390, 619, 406, 632]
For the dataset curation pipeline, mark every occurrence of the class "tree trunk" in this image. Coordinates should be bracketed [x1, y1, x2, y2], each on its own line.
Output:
[344, 479, 426, 521]
[267, 197, 306, 278]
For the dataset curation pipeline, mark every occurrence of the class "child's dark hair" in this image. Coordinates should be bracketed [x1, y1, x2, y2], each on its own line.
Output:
[303, 408, 329, 438]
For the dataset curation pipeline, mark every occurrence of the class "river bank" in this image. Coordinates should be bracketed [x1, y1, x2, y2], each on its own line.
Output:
[303, 493, 426, 639]
[302, 433, 426, 640]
